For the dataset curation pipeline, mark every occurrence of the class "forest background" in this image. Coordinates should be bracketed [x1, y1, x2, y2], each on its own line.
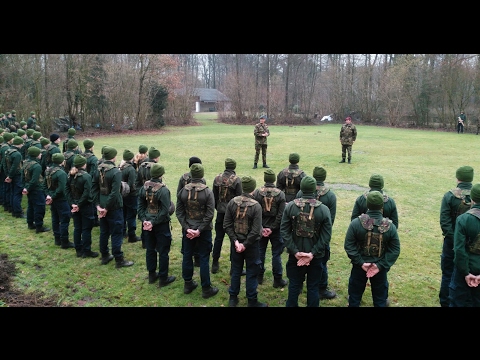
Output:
[0, 54, 478, 133]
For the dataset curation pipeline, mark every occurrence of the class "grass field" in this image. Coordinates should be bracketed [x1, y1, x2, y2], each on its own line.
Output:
[0, 112, 475, 307]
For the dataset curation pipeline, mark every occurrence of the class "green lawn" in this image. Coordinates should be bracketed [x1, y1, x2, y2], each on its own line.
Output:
[0, 112, 474, 307]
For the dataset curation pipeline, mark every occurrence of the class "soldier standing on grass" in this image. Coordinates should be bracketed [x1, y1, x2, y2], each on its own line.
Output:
[344, 191, 400, 307]
[252, 115, 270, 169]
[339, 116, 357, 164]
[281, 176, 332, 307]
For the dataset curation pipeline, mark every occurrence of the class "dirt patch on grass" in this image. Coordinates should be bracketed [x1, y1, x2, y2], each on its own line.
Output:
[0, 253, 67, 307]
[326, 183, 369, 192]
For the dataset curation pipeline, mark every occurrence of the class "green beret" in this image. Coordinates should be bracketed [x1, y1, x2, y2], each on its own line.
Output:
[148, 146, 160, 159]
[150, 163, 165, 178]
[20, 121, 27, 127]
[123, 149, 134, 161]
[367, 191, 384, 210]
[16, 129, 25, 137]
[30, 111, 35, 115]
[313, 166, 327, 182]
[11, 132, 17, 137]
[103, 146, 117, 161]
[264, 168, 276, 183]
[33, 131, 42, 140]
[83, 138, 94, 149]
[52, 153, 65, 164]
[11, 110, 16, 114]
[67, 128, 76, 135]
[289, 153, 300, 164]
[40, 138, 50, 146]
[225, 157, 236, 170]
[3, 133, 13, 141]
[27, 146, 41, 158]
[139, 144, 148, 154]
[12, 136, 24, 145]
[190, 163, 204, 179]
[241, 175, 257, 193]
[300, 175, 316, 194]
[26, 129, 35, 137]
[73, 155, 87, 168]
[456, 166, 474, 182]
[369, 174, 384, 190]
[67, 139, 78, 150]
[0, 113, 4, 118]
[0, 136, 3, 143]
[6, 112, 11, 116]
[471, 183, 480, 203]
[101, 145, 108, 155]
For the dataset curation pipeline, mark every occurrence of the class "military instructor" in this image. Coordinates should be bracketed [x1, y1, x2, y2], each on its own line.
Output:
[253, 115, 270, 169]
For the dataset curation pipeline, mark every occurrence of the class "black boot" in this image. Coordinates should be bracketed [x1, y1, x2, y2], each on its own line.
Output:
[202, 285, 219, 299]
[82, 250, 99, 258]
[228, 295, 239, 307]
[61, 240, 75, 249]
[319, 288, 337, 300]
[184, 279, 198, 294]
[273, 276, 288, 288]
[128, 233, 141, 243]
[339, 158, 345, 163]
[76, 250, 83, 258]
[36, 226, 51, 234]
[348, 159, 351, 164]
[252, 163, 257, 169]
[247, 298, 268, 307]
[148, 272, 160, 284]
[54, 237, 61, 246]
[101, 254, 114, 265]
[211, 259, 219, 274]
[159, 275, 176, 287]
[115, 256, 134, 268]
[28, 224, 36, 230]
[263, 163, 269, 168]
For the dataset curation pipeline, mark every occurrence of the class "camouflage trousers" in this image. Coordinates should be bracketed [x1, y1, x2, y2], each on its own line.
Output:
[254, 144, 267, 164]
[341, 144, 352, 160]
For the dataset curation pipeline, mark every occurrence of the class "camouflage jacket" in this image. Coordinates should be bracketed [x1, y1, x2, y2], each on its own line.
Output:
[254, 122, 269, 145]
[339, 123, 357, 145]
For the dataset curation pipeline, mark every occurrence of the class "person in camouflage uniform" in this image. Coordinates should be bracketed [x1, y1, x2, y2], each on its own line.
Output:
[252, 115, 270, 169]
[439, 165, 474, 307]
[339, 116, 357, 164]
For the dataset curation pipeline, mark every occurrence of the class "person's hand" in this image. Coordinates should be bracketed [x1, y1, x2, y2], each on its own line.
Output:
[45, 195, 52, 205]
[5, 176, 11, 183]
[234, 240, 245, 253]
[186, 229, 200, 239]
[366, 263, 379, 278]
[465, 274, 480, 287]
[22, 188, 28, 195]
[262, 227, 272, 237]
[361, 263, 372, 272]
[143, 221, 153, 231]
[71, 204, 79, 213]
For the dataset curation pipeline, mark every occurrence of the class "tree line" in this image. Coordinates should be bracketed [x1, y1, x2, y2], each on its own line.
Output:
[0, 54, 477, 133]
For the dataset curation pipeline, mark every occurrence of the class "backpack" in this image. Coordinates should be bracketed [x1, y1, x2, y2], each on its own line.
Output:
[63, 151, 75, 172]
[232, 195, 258, 235]
[257, 186, 282, 216]
[68, 169, 85, 199]
[214, 173, 238, 203]
[293, 198, 322, 238]
[450, 187, 471, 219]
[5, 148, 20, 172]
[45, 166, 62, 190]
[283, 168, 304, 195]
[45, 144, 56, 165]
[120, 162, 133, 197]
[315, 185, 330, 200]
[466, 208, 480, 254]
[97, 163, 116, 195]
[184, 182, 208, 220]
[144, 180, 165, 214]
[358, 214, 392, 257]
[138, 161, 155, 185]
[23, 159, 42, 184]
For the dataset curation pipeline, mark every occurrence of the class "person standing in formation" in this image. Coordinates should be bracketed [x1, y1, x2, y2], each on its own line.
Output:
[120, 149, 141, 243]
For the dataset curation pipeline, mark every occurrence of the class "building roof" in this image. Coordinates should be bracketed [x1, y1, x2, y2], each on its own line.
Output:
[191, 88, 231, 102]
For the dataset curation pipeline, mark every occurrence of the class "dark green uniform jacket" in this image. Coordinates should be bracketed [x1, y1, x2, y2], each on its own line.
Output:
[351, 189, 399, 228]
[22, 156, 45, 193]
[454, 204, 480, 277]
[176, 179, 215, 232]
[224, 193, 262, 248]
[440, 182, 472, 241]
[66, 169, 93, 209]
[253, 182, 286, 230]
[344, 209, 400, 271]
[45, 164, 67, 201]
[92, 160, 123, 211]
[296, 181, 337, 225]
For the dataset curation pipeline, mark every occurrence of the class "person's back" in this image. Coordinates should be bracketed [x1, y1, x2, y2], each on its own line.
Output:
[439, 165, 474, 307]
[351, 174, 399, 229]
[211, 158, 242, 274]
[276, 153, 305, 203]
